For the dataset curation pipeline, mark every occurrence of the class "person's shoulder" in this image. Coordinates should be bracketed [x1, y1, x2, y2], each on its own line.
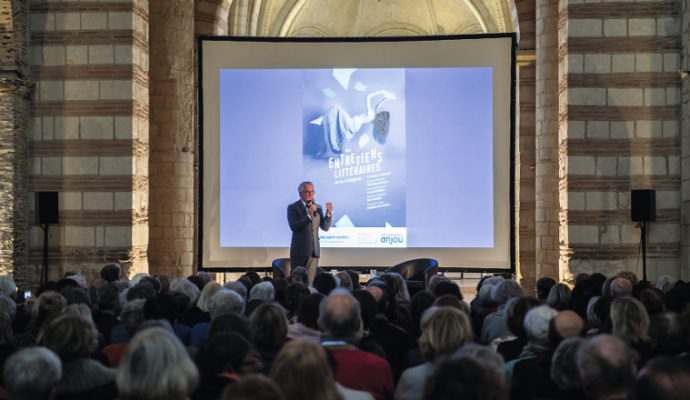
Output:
[288, 200, 301, 209]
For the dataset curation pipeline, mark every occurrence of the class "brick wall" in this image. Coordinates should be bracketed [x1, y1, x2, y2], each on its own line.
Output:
[563, 0, 682, 280]
[25, 0, 149, 284]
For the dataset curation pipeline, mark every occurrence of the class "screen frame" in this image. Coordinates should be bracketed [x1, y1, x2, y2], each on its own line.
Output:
[196, 34, 517, 273]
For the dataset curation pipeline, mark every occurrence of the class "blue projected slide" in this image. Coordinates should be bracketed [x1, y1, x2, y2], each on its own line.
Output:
[218, 67, 493, 249]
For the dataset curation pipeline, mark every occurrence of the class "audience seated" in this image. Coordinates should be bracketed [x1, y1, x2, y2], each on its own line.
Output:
[577, 334, 637, 400]
[272, 339, 352, 400]
[319, 289, 395, 400]
[2, 346, 62, 400]
[3, 266, 690, 400]
[117, 326, 198, 400]
[396, 306, 472, 400]
[38, 314, 117, 400]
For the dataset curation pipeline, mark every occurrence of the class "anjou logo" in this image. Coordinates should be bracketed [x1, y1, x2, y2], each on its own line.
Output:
[380, 234, 404, 245]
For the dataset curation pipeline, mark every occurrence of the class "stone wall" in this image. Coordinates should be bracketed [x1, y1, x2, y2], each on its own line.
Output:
[563, 0, 683, 280]
[0, 0, 31, 286]
[25, 0, 149, 284]
[147, 0, 195, 278]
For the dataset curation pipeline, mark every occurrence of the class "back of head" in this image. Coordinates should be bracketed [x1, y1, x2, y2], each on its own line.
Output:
[0, 275, 17, 298]
[491, 280, 524, 305]
[611, 296, 649, 343]
[633, 357, 690, 400]
[249, 281, 275, 303]
[313, 273, 337, 296]
[33, 291, 66, 321]
[38, 314, 94, 361]
[224, 280, 248, 299]
[170, 277, 201, 305]
[290, 267, 309, 286]
[506, 296, 541, 339]
[195, 332, 251, 376]
[550, 337, 585, 390]
[271, 340, 339, 400]
[419, 306, 473, 361]
[409, 290, 437, 337]
[209, 289, 246, 319]
[548, 310, 584, 347]
[577, 334, 637, 399]
[546, 283, 572, 311]
[432, 281, 463, 301]
[221, 374, 285, 400]
[345, 270, 361, 290]
[655, 275, 677, 293]
[117, 327, 198, 400]
[209, 312, 250, 339]
[250, 303, 288, 348]
[100, 263, 121, 283]
[351, 289, 377, 331]
[197, 281, 222, 312]
[335, 272, 353, 291]
[3, 347, 62, 400]
[284, 282, 310, 317]
[319, 289, 361, 339]
[423, 356, 506, 400]
[611, 277, 633, 298]
[452, 343, 506, 387]
[296, 292, 324, 330]
[523, 305, 558, 346]
[536, 277, 557, 301]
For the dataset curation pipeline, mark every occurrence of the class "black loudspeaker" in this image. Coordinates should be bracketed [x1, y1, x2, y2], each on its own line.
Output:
[36, 192, 59, 225]
[631, 189, 656, 222]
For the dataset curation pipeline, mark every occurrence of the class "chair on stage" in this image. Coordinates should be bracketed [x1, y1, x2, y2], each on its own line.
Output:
[272, 258, 291, 279]
[385, 258, 439, 295]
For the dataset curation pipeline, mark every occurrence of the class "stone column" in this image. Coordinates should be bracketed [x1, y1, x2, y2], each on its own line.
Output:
[148, 0, 196, 278]
[535, 0, 560, 281]
[0, 0, 30, 285]
[681, 0, 690, 280]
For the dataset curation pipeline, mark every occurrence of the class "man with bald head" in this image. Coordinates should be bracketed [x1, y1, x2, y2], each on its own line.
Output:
[577, 334, 637, 399]
[610, 277, 633, 298]
[548, 310, 585, 347]
[319, 289, 394, 400]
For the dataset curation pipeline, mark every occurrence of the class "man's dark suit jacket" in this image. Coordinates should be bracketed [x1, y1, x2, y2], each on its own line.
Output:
[287, 199, 332, 258]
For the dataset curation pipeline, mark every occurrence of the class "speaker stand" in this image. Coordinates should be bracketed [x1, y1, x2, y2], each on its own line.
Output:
[639, 221, 648, 283]
[40, 224, 50, 284]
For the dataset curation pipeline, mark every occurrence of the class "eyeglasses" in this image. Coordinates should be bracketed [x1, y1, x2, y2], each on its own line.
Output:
[300, 190, 315, 194]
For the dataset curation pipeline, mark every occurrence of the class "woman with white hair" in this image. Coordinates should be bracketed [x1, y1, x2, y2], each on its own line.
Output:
[117, 327, 198, 400]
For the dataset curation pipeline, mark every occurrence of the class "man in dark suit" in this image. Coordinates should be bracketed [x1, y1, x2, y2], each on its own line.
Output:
[287, 181, 333, 283]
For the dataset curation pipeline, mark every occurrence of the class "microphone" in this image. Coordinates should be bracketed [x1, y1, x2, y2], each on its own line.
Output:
[306, 201, 312, 207]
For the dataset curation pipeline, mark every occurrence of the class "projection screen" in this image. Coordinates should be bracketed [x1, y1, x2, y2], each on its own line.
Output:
[198, 34, 516, 271]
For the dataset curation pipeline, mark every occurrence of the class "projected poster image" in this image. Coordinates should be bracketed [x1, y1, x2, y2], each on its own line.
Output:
[302, 69, 407, 248]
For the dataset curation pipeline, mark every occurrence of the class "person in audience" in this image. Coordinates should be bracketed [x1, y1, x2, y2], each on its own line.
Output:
[550, 337, 585, 400]
[481, 279, 524, 344]
[336, 272, 354, 291]
[423, 356, 506, 400]
[287, 292, 323, 343]
[547, 283, 572, 311]
[249, 281, 275, 302]
[610, 277, 633, 298]
[366, 280, 417, 380]
[117, 327, 198, 400]
[508, 305, 559, 400]
[144, 292, 192, 345]
[577, 334, 637, 400]
[170, 277, 201, 308]
[426, 275, 450, 294]
[92, 283, 120, 345]
[221, 375, 285, 400]
[3, 346, 62, 400]
[536, 277, 556, 301]
[249, 303, 288, 373]
[655, 275, 677, 293]
[271, 339, 343, 400]
[601, 276, 615, 297]
[192, 332, 263, 400]
[495, 296, 541, 362]
[186, 281, 220, 326]
[38, 314, 117, 400]
[314, 273, 338, 296]
[396, 306, 473, 400]
[284, 282, 310, 319]
[345, 270, 361, 291]
[432, 281, 462, 301]
[109, 298, 146, 345]
[639, 288, 665, 316]
[649, 312, 686, 357]
[433, 295, 469, 314]
[319, 289, 394, 400]
[224, 280, 248, 299]
[610, 296, 652, 364]
[408, 291, 436, 339]
[632, 357, 690, 400]
[190, 288, 246, 348]
[15, 291, 66, 348]
[548, 310, 585, 348]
